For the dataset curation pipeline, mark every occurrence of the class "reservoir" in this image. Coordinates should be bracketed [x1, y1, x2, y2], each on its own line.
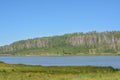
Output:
[0, 56, 120, 69]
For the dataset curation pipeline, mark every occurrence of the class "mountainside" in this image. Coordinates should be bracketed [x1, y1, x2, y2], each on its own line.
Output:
[0, 31, 120, 56]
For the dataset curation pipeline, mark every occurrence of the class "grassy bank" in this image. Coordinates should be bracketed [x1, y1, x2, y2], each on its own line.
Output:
[0, 62, 120, 80]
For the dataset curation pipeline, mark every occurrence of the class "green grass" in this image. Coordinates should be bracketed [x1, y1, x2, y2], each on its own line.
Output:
[0, 61, 120, 80]
[2, 47, 119, 56]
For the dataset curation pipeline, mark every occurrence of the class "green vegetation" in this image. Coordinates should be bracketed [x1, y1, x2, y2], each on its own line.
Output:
[0, 61, 120, 80]
[0, 31, 120, 56]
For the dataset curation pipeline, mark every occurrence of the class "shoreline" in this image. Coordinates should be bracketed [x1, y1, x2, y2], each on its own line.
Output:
[0, 61, 120, 80]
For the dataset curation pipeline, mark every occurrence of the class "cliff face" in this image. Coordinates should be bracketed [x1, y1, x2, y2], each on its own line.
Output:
[0, 31, 120, 55]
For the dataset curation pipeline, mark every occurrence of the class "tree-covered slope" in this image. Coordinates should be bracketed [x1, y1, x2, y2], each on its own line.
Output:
[0, 31, 120, 56]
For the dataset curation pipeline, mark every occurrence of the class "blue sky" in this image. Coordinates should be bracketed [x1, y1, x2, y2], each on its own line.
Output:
[0, 0, 120, 46]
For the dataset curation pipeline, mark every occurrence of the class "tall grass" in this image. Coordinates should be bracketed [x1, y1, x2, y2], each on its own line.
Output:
[0, 61, 120, 80]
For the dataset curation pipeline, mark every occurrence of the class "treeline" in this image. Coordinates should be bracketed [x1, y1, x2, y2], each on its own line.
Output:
[0, 31, 120, 55]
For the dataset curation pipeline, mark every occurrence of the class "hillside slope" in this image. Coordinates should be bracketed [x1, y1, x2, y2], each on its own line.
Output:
[0, 31, 120, 56]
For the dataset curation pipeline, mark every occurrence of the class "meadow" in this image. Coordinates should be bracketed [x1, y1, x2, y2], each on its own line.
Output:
[0, 61, 120, 80]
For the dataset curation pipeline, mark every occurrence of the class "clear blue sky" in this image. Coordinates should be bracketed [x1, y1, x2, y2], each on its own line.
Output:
[0, 0, 120, 46]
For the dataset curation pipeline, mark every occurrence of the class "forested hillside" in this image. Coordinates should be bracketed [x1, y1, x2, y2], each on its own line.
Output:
[0, 31, 120, 56]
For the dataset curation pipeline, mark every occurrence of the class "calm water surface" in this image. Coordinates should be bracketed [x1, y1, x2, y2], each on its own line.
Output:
[0, 56, 120, 69]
